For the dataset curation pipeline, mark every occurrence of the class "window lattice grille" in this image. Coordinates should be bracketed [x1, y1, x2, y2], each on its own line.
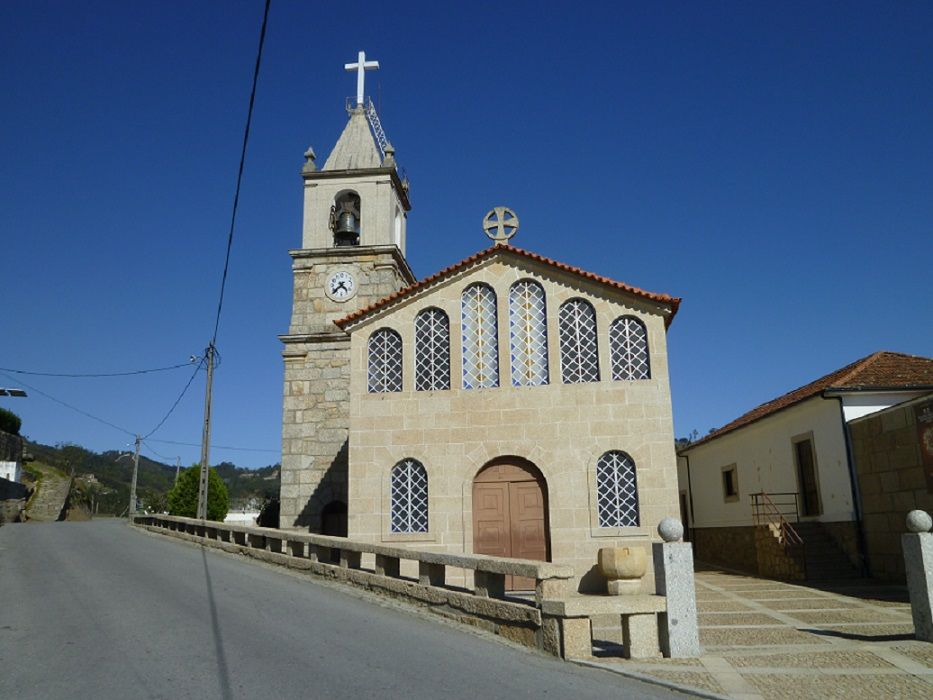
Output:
[367, 328, 403, 393]
[415, 308, 450, 391]
[390, 459, 428, 533]
[609, 316, 650, 380]
[558, 299, 600, 383]
[508, 280, 549, 386]
[596, 451, 640, 527]
[461, 284, 499, 389]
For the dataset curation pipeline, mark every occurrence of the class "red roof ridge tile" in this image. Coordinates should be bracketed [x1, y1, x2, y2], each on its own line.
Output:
[682, 350, 933, 451]
[335, 243, 681, 329]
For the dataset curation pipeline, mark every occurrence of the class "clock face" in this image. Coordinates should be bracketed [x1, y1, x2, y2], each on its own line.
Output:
[326, 270, 357, 302]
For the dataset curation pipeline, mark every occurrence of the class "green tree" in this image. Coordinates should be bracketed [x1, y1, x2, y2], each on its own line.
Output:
[0, 407, 22, 435]
[167, 465, 228, 521]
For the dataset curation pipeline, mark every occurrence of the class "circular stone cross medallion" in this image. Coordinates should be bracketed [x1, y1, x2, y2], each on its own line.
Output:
[483, 206, 519, 244]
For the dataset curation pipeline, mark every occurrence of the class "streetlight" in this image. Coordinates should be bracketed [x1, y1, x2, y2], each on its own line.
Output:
[0, 388, 28, 397]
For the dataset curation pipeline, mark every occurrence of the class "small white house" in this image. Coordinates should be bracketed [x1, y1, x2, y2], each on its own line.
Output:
[0, 461, 21, 483]
[678, 351, 933, 579]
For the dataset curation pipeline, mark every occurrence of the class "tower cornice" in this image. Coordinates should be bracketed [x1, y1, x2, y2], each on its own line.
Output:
[288, 244, 416, 286]
[301, 166, 411, 211]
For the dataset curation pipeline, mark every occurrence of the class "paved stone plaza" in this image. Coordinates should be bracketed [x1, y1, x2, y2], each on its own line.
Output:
[590, 568, 933, 699]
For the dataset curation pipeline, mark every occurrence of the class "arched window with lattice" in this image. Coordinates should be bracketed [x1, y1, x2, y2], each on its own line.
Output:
[461, 283, 499, 389]
[367, 328, 403, 393]
[609, 316, 650, 380]
[508, 280, 548, 386]
[558, 299, 600, 383]
[414, 308, 450, 391]
[390, 459, 428, 533]
[596, 451, 640, 527]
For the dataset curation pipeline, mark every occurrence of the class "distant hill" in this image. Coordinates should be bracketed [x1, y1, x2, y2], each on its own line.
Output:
[24, 441, 279, 515]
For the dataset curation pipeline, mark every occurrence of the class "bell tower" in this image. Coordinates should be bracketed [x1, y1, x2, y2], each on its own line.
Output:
[279, 51, 414, 532]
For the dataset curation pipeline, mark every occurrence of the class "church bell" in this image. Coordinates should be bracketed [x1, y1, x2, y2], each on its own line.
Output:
[331, 203, 360, 246]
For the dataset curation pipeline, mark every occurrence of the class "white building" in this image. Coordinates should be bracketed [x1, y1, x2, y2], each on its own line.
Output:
[0, 461, 21, 483]
[678, 351, 933, 579]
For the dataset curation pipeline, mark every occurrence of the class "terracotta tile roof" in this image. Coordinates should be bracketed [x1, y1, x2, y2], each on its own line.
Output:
[684, 351, 933, 451]
[335, 243, 681, 329]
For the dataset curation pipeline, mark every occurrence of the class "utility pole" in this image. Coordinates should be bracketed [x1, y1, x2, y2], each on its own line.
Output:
[196, 344, 215, 520]
[129, 435, 141, 517]
[175, 457, 181, 485]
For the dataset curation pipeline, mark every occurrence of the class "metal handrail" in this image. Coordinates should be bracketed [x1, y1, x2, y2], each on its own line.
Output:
[751, 491, 803, 547]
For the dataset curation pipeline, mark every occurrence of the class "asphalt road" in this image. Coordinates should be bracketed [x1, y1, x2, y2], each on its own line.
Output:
[0, 520, 687, 699]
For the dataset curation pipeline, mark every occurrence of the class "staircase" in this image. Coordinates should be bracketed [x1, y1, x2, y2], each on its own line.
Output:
[794, 522, 862, 580]
[25, 464, 73, 522]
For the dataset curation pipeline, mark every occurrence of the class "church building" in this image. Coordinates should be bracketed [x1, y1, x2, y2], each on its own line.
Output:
[280, 54, 683, 592]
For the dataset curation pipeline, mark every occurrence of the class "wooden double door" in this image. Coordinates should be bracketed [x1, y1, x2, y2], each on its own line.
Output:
[472, 461, 549, 590]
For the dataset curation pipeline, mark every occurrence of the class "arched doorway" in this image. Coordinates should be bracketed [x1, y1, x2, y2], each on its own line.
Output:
[321, 500, 347, 537]
[472, 458, 550, 590]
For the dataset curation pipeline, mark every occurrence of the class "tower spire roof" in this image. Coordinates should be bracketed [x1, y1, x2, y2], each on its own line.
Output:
[322, 107, 382, 171]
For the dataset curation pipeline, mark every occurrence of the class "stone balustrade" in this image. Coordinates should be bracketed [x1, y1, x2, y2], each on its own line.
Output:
[133, 514, 576, 655]
[133, 514, 699, 660]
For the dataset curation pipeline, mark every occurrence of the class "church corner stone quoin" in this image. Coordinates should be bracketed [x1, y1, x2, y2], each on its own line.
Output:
[279, 54, 682, 593]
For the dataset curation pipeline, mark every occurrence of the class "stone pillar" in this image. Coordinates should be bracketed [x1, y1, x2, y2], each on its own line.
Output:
[903, 510, 933, 642]
[652, 517, 700, 658]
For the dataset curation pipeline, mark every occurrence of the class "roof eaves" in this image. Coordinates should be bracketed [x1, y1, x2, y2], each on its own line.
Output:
[335, 243, 682, 330]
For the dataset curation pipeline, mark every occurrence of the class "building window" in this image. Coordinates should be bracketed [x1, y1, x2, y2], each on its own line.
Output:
[461, 283, 499, 389]
[509, 280, 549, 387]
[721, 465, 739, 502]
[595, 451, 640, 527]
[609, 316, 650, 380]
[390, 459, 428, 533]
[414, 308, 450, 391]
[559, 299, 600, 384]
[367, 328, 403, 393]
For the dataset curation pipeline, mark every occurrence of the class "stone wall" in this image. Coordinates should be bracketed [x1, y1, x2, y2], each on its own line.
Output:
[754, 526, 806, 580]
[0, 476, 28, 524]
[345, 257, 680, 593]
[691, 526, 759, 573]
[0, 429, 23, 462]
[850, 397, 933, 583]
[280, 246, 410, 531]
[820, 520, 861, 570]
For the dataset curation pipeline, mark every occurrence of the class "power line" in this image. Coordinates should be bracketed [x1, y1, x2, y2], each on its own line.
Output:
[196, 0, 271, 519]
[0, 371, 135, 438]
[211, 0, 271, 346]
[0, 361, 197, 378]
[148, 437, 278, 454]
[141, 356, 205, 440]
[140, 441, 176, 462]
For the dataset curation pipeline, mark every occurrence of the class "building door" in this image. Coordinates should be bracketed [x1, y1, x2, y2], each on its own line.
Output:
[472, 461, 549, 590]
[794, 438, 822, 517]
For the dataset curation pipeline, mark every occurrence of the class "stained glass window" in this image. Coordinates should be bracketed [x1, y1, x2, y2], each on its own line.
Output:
[390, 459, 428, 533]
[414, 308, 450, 391]
[508, 280, 548, 386]
[367, 328, 403, 393]
[596, 451, 639, 527]
[609, 316, 650, 380]
[558, 299, 600, 383]
[461, 283, 499, 389]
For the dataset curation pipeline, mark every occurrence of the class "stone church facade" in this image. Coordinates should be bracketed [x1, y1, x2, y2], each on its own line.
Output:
[281, 74, 682, 592]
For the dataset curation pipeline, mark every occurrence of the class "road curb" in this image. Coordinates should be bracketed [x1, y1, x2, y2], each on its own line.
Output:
[571, 659, 730, 700]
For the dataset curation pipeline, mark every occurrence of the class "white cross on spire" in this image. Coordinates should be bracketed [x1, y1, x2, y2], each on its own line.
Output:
[345, 50, 379, 106]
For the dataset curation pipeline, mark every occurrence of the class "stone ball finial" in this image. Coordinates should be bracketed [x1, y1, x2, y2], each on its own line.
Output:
[906, 509, 933, 533]
[302, 147, 317, 173]
[658, 517, 684, 543]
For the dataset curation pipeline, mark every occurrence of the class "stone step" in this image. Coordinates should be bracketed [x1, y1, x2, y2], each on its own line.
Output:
[25, 473, 72, 522]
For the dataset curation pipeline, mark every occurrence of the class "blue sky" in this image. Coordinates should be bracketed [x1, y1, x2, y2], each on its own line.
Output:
[2, 1, 931, 468]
